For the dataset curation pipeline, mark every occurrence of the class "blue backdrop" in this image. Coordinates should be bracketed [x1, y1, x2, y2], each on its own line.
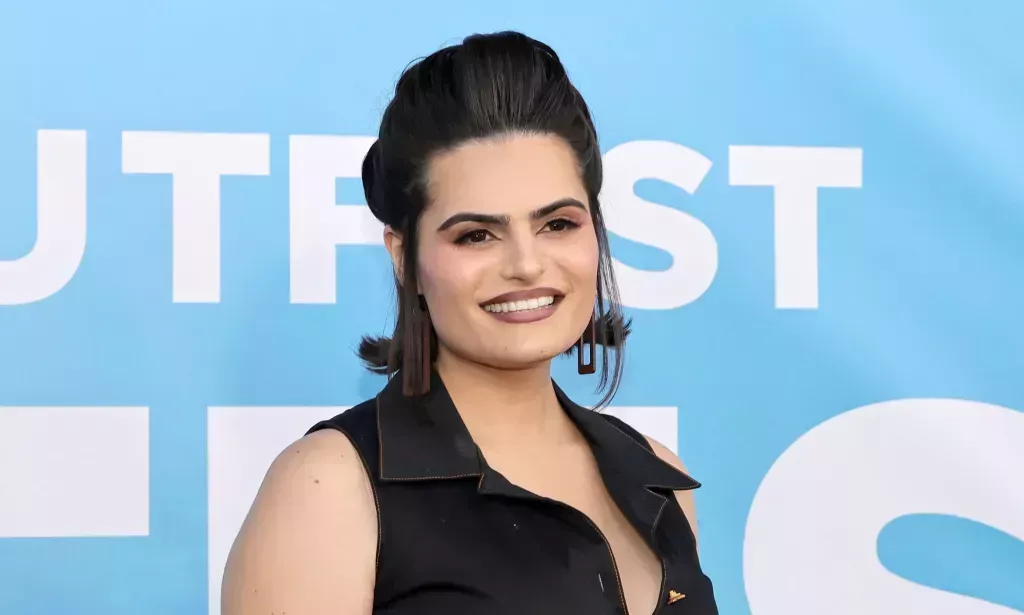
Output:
[2, 2, 1023, 614]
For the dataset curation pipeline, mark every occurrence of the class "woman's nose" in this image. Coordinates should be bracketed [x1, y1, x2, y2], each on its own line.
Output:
[502, 234, 545, 282]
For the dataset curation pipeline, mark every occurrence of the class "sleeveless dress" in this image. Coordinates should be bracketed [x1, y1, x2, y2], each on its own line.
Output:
[306, 371, 719, 614]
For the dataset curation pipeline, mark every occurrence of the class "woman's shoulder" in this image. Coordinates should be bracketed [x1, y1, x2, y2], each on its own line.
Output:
[242, 395, 381, 527]
[306, 396, 380, 441]
[596, 411, 701, 543]
[593, 410, 692, 474]
[301, 396, 383, 485]
[220, 399, 380, 614]
[642, 434, 700, 543]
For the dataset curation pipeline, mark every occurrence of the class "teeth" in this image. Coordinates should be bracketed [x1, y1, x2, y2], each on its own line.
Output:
[484, 295, 555, 313]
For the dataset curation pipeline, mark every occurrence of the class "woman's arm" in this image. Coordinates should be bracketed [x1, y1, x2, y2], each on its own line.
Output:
[221, 428, 377, 615]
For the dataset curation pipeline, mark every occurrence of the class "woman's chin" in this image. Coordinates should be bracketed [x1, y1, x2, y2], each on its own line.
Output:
[461, 345, 571, 372]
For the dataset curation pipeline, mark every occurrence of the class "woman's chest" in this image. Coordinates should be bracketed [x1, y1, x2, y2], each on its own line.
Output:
[483, 442, 667, 612]
[528, 468, 666, 615]
[371, 481, 717, 615]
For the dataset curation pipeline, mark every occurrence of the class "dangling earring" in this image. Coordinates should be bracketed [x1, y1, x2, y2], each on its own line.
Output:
[402, 294, 433, 395]
[577, 312, 596, 375]
[417, 295, 432, 385]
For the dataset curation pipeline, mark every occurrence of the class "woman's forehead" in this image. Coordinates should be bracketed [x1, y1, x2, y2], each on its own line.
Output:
[423, 134, 586, 217]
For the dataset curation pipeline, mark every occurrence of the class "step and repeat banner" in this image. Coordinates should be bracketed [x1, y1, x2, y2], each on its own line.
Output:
[1, 2, 1022, 614]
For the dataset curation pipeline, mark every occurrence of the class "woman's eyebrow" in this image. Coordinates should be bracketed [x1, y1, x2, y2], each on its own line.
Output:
[436, 197, 586, 232]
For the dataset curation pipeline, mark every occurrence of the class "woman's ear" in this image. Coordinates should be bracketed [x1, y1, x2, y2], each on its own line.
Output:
[383, 225, 405, 281]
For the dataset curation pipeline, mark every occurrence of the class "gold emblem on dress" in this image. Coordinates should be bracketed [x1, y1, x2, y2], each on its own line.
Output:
[667, 589, 686, 604]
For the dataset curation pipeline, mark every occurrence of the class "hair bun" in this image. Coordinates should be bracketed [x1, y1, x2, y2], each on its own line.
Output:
[362, 140, 400, 227]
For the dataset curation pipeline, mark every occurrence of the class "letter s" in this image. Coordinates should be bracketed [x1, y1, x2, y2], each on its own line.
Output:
[600, 141, 717, 310]
[744, 399, 1024, 614]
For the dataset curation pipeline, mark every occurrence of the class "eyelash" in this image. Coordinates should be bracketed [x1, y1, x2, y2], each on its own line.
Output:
[454, 218, 581, 245]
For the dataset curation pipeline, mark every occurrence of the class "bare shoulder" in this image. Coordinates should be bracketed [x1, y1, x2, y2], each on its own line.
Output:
[221, 428, 377, 615]
[643, 436, 700, 545]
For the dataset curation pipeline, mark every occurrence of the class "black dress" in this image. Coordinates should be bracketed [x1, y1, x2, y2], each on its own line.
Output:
[306, 371, 719, 614]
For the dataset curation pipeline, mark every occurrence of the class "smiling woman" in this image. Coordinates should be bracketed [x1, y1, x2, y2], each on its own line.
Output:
[394, 134, 604, 379]
[221, 31, 718, 615]
[441, 196, 589, 323]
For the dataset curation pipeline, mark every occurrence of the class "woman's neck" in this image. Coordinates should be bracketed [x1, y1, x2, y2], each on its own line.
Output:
[433, 348, 573, 447]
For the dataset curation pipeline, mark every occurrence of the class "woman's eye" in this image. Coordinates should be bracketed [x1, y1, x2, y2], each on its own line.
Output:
[455, 229, 492, 245]
[545, 218, 579, 233]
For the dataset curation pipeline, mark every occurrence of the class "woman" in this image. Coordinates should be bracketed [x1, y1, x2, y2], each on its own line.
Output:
[222, 31, 718, 614]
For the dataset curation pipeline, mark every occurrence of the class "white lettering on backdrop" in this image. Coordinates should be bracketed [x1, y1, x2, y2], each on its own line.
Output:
[744, 398, 1024, 615]
[0, 129, 863, 309]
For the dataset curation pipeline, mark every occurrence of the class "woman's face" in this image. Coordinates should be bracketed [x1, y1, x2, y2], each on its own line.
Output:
[389, 133, 599, 371]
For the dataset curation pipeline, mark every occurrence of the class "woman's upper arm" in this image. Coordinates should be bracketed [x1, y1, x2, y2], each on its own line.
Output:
[643, 436, 700, 547]
[221, 428, 378, 615]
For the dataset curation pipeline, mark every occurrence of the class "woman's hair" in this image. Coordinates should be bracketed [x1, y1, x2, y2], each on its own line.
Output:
[358, 30, 631, 406]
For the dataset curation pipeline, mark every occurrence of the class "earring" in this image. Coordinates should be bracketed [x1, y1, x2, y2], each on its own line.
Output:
[402, 295, 433, 395]
[418, 296, 432, 385]
[577, 313, 596, 375]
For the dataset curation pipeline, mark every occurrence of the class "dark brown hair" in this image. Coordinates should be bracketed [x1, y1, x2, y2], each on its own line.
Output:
[358, 31, 631, 407]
